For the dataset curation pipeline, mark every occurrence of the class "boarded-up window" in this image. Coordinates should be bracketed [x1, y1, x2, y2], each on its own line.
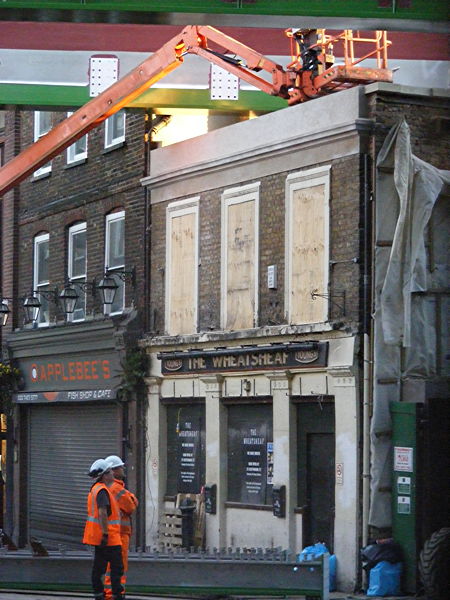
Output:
[166, 199, 199, 335]
[286, 167, 330, 324]
[222, 184, 259, 330]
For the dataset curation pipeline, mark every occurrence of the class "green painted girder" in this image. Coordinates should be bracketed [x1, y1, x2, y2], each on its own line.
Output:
[0, 0, 447, 23]
[0, 83, 287, 112]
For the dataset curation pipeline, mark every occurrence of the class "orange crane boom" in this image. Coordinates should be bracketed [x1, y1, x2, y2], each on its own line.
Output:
[0, 25, 391, 196]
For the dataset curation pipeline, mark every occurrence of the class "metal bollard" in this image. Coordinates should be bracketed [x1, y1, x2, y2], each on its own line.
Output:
[179, 498, 195, 549]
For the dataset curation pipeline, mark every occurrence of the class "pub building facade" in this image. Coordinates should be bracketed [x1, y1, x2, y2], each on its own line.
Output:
[141, 86, 367, 591]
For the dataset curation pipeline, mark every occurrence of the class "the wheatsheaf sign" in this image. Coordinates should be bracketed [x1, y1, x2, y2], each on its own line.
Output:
[158, 342, 327, 375]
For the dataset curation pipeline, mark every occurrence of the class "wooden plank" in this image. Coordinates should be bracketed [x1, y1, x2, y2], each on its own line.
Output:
[291, 184, 326, 324]
[226, 199, 255, 330]
[169, 212, 196, 335]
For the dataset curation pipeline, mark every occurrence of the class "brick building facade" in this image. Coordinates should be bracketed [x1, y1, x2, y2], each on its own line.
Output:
[0, 82, 448, 592]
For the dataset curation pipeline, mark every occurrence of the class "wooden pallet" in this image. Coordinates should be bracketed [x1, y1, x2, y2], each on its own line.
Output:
[158, 507, 183, 549]
[158, 493, 206, 550]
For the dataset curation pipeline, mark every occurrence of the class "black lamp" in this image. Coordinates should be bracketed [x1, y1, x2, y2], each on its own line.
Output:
[0, 300, 11, 326]
[59, 283, 79, 315]
[97, 272, 119, 306]
[23, 294, 42, 323]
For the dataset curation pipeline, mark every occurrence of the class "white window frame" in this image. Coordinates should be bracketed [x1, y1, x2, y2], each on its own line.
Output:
[33, 112, 52, 177]
[104, 110, 126, 149]
[66, 112, 88, 164]
[221, 182, 260, 330]
[165, 197, 200, 335]
[285, 165, 331, 325]
[105, 211, 125, 315]
[33, 232, 50, 326]
[68, 222, 87, 322]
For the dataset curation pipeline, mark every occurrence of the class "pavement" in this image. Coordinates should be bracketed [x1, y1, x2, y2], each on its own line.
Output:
[0, 592, 420, 600]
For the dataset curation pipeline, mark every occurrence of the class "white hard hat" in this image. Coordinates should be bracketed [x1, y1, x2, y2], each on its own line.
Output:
[104, 455, 125, 469]
[88, 458, 112, 478]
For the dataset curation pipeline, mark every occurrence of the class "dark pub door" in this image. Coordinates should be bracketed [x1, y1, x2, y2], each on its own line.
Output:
[297, 399, 335, 550]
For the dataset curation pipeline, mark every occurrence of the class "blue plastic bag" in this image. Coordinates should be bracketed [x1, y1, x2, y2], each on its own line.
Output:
[297, 542, 337, 592]
[367, 561, 402, 596]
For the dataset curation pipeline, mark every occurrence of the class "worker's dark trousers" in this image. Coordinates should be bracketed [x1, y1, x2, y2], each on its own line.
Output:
[92, 544, 124, 599]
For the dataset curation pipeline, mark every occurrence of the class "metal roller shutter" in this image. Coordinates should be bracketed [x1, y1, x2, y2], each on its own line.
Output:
[29, 403, 120, 549]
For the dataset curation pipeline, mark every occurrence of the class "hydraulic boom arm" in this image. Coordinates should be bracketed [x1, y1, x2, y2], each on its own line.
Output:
[0, 25, 391, 196]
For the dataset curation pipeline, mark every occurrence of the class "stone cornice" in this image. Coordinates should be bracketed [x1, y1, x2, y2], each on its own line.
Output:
[141, 118, 373, 195]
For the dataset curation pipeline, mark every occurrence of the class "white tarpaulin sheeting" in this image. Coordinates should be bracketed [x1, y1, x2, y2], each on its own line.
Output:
[369, 119, 449, 527]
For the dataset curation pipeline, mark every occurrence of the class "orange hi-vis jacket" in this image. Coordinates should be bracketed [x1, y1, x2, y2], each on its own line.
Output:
[82, 482, 121, 546]
[110, 478, 138, 535]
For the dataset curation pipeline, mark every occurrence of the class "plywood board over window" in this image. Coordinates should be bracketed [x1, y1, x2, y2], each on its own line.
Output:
[286, 166, 330, 325]
[221, 183, 260, 331]
[166, 198, 199, 335]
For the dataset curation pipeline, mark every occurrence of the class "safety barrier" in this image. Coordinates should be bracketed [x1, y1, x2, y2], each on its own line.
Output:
[0, 546, 329, 598]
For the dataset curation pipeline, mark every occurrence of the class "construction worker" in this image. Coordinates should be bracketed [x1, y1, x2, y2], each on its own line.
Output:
[83, 459, 124, 600]
[103, 455, 138, 600]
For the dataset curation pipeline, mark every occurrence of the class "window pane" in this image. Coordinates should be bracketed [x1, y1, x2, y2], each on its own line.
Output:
[166, 404, 205, 496]
[37, 240, 49, 284]
[112, 111, 125, 139]
[71, 230, 86, 278]
[72, 283, 86, 322]
[107, 218, 124, 269]
[227, 404, 273, 505]
[110, 274, 124, 314]
[36, 292, 49, 325]
[38, 112, 52, 137]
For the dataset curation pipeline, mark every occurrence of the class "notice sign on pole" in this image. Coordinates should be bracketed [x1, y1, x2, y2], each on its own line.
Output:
[397, 496, 411, 514]
[394, 446, 413, 472]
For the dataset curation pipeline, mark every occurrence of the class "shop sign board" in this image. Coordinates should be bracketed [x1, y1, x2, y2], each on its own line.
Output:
[159, 342, 327, 375]
[17, 352, 121, 392]
[14, 388, 117, 403]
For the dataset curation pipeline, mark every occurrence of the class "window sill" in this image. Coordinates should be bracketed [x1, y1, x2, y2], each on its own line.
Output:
[102, 140, 126, 154]
[225, 502, 272, 511]
[64, 157, 87, 169]
[32, 170, 52, 181]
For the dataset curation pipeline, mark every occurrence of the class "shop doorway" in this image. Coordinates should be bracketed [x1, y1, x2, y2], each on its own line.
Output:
[296, 399, 335, 550]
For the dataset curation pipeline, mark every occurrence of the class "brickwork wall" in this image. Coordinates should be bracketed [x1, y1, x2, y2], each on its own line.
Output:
[16, 110, 147, 324]
[149, 155, 363, 335]
[1, 110, 21, 335]
[368, 92, 450, 169]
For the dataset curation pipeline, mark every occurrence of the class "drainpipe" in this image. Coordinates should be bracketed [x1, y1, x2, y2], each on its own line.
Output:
[362, 153, 373, 550]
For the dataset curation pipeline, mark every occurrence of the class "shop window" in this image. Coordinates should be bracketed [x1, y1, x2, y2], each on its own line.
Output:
[33, 233, 50, 326]
[165, 198, 199, 335]
[33, 111, 52, 177]
[285, 166, 330, 324]
[105, 211, 125, 314]
[221, 183, 259, 330]
[165, 402, 205, 497]
[296, 399, 335, 549]
[68, 222, 87, 321]
[104, 110, 126, 149]
[66, 112, 88, 164]
[227, 403, 273, 506]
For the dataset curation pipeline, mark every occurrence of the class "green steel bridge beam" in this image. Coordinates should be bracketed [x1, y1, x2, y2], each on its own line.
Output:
[0, 1, 448, 33]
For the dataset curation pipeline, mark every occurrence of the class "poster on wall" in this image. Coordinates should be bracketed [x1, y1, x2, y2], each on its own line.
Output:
[267, 442, 274, 484]
[239, 423, 268, 504]
[177, 416, 202, 493]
